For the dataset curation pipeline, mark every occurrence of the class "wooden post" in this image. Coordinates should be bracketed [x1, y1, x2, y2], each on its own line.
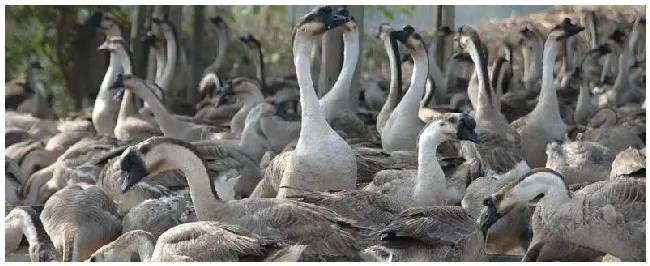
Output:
[435, 5, 455, 72]
[130, 5, 149, 77]
[348, 6, 364, 112]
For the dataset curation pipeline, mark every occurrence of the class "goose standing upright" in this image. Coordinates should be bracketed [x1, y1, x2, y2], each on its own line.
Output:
[453, 25, 529, 181]
[276, 7, 357, 197]
[513, 18, 584, 168]
[85, 11, 123, 135]
[375, 23, 403, 134]
[381, 26, 427, 152]
[318, 11, 368, 140]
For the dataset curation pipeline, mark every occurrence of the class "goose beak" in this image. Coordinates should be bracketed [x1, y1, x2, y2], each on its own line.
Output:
[456, 113, 480, 143]
[390, 28, 411, 43]
[119, 146, 147, 194]
[479, 196, 504, 237]
[319, 6, 349, 30]
[97, 41, 110, 51]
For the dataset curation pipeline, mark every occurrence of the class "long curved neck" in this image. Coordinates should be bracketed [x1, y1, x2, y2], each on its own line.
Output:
[517, 173, 570, 207]
[575, 67, 592, 125]
[294, 40, 327, 125]
[414, 127, 446, 203]
[491, 58, 507, 113]
[99, 53, 122, 92]
[213, 26, 229, 70]
[322, 29, 359, 104]
[130, 82, 187, 137]
[533, 38, 562, 118]
[612, 43, 631, 97]
[160, 29, 177, 91]
[528, 32, 544, 82]
[587, 13, 598, 49]
[154, 48, 166, 84]
[467, 39, 494, 119]
[251, 43, 266, 89]
[156, 144, 225, 221]
[399, 48, 428, 111]
[427, 37, 447, 96]
[231, 90, 265, 134]
[5, 210, 40, 253]
[383, 35, 402, 111]
[116, 49, 138, 120]
[561, 37, 575, 73]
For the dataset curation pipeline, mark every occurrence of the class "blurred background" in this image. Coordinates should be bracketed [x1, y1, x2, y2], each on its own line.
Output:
[4, 5, 643, 118]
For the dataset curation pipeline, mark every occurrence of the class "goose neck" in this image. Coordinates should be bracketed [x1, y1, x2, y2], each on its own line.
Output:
[384, 34, 403, 110]
[467, 40, 494, 115]
[516, 172, 571, 207]
[529, 33, 544, 81]
[294, 40, 326, 123]
[154, 49, 166, 84]
[158, 143, 226, 220]
[130, 81, 188, 137]
[401, 48, 428, 107]
[612, 44, 631, 95]
[535, 38, 561, 115]
[251, 44, 266, 88]
[100, 53, 122, 90]
[415, 126, 446, 202]
[325, 29, 359, 103]
[213, 27, 229, 70]
[160, 29, 177, 91]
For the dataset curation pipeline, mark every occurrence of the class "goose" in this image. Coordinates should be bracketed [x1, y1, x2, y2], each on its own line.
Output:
[579, 108, 644, 155]
[573, 44, 612, 126]
[100, 36, 163, 143]
[6, 139, 57, 180]
[5, 156, 24, 205]
[275, 6, 357, 198]
[380, 25, 427, 152]
[5, 206, 58, 262]
[121, 190, 196, 239]
[318, 11, 368, 140]
[425, 26, 456, 106]
[40, 184, 122, 261]
[598, 29, 644, 108]
[364, 112, 479, 206]
[202, 16, 229, 81]
[519, 23, 545, 91]
[211, 78, 265, 137]
[628, 15, 645, 61]
[6, 57, 53, 118]
[5, 111, 59, 142]
[117, 135, 373, 261]
[109, 74, 227, 142]
[453, 25, 530, 181]
[610, 147, 645, 180]
[368, 206, 488, 261]
[480, 168, 646, 262]
[138, 31, 165, 117]
[88, 226, 306, 262]
[6, 127, 32, 147]
[84, 10, 124, 136]
[239, 34, 299, 97]
[376, 23, 403, 134]
[512, 18, 584, 168]
[544, 140, 615, 185]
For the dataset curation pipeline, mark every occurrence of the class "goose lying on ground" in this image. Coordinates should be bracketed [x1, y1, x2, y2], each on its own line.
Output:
[481, 168, 646, 262]
[5, 206, 58, 262]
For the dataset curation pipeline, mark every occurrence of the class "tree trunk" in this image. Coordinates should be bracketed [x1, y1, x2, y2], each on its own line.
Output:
[435, 5, 455, 72]
[130, 5, 149, 77]
[189, 6, 205, 104]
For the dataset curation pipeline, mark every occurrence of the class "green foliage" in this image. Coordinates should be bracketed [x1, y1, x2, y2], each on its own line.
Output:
[369, 6, 416, 22]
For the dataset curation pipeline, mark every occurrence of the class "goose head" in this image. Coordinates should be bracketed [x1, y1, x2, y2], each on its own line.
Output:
[608, 28, 627, 47]
[548, 18, 585, 41]
[141, 31, 163, 51]
[419, 112, 480, 145]
[436, 25, 455, 39]
[84, 10, 120, 36]
[209, 16, 227, 30]
[391, 25, 426, 53]
[108, 74, 165, 104]
[376, 22, 393, 40]
[519, 23, 542, 39]
[291, 5, 349, 44]
[239, 34, 261, 49]
[451, 25, 482, 61]
[479, 168, 569, 236]
[337, 7, 358, 33]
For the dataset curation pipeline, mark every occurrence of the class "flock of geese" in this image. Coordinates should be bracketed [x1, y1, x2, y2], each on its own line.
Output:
[4, 6, 646, 262]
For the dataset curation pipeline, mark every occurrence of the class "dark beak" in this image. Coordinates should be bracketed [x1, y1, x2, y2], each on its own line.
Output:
[214, 94, 230, 108]
[119, 146, 147, 193]
[142, 31, 158, 47]
[390, 29, 410, 44]
[317, 6, 349, 30]
[84, 10, 103, 28]
[456, 113, 480, 142]
[479, 196, 504, 238]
